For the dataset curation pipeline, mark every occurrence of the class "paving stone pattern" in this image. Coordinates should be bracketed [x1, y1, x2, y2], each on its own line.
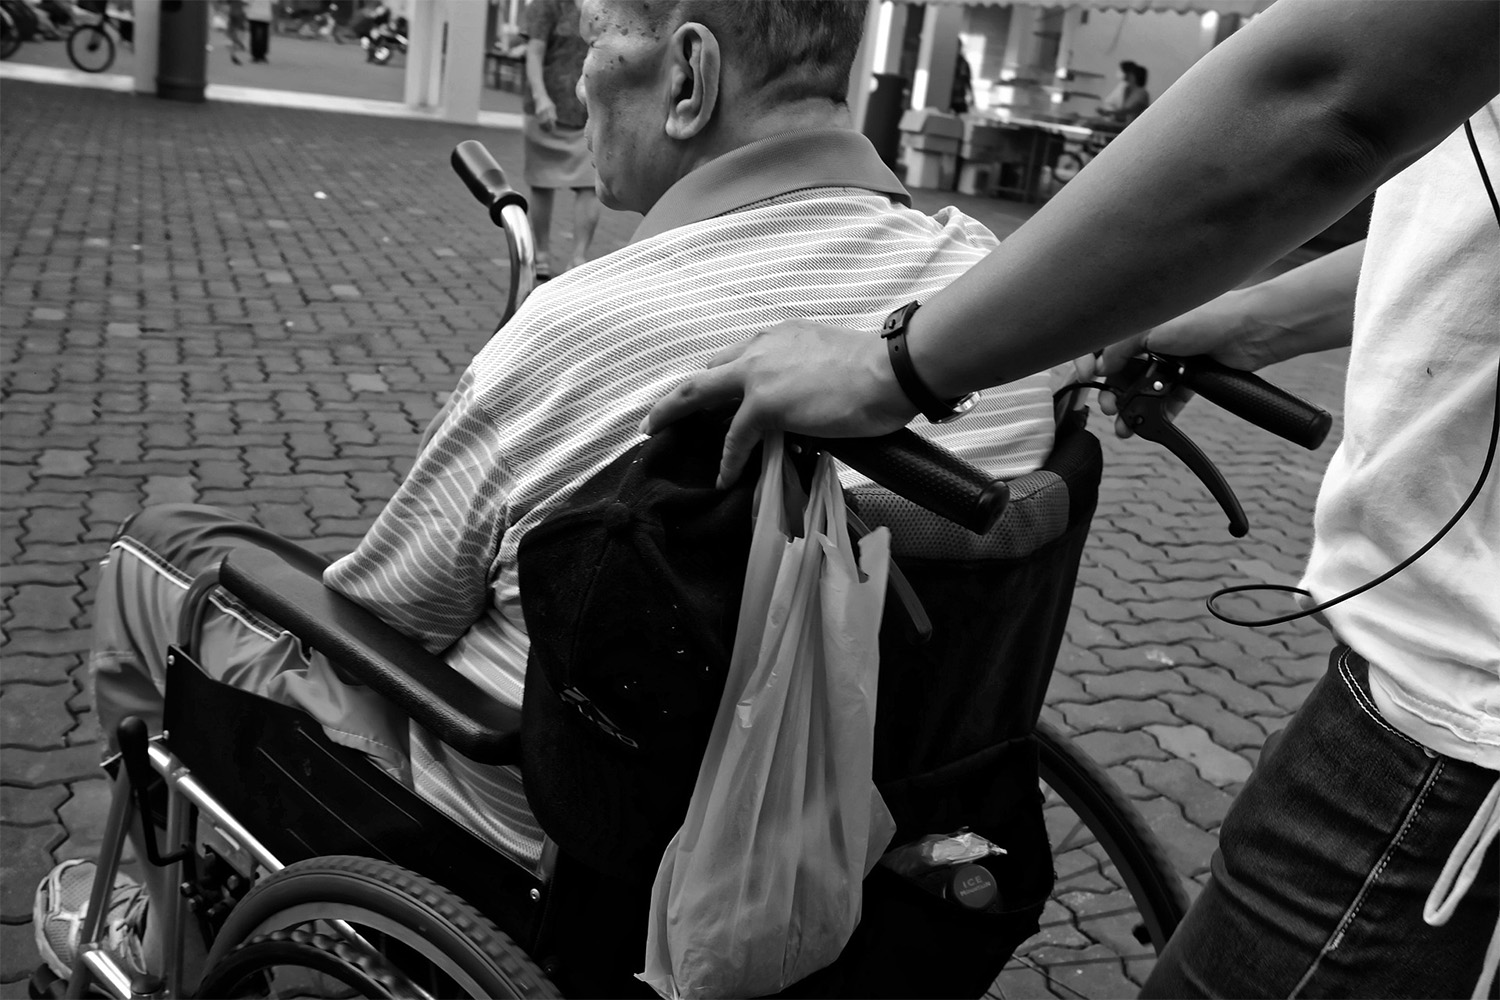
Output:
[0, 81, 1349, 992]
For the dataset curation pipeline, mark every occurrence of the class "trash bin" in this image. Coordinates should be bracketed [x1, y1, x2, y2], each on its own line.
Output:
[863, 73, 907, 169]
[157, 0, 209, 103]
[898, 109, 964, 191]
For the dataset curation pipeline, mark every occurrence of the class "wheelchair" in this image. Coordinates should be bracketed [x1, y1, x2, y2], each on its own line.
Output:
[37, 142, 1330, 1000]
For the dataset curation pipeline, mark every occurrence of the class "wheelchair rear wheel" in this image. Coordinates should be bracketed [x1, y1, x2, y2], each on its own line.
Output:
[990, 721, 1191, 998]
[198, 855, 558, 999]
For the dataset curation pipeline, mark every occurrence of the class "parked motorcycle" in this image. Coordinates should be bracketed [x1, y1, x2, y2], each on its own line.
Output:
[356, 4, 405, 65]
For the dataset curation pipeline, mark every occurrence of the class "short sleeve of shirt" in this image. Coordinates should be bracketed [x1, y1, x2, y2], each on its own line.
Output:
[521, 0, 556, 42]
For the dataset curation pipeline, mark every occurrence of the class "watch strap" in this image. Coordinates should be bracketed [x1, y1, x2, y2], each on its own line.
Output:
[881, 301, 978, 424]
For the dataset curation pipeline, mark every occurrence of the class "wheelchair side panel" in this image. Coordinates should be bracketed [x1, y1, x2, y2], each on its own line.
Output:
[162, 654, 548, 950]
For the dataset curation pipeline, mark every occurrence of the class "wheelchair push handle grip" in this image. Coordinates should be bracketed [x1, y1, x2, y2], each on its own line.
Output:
[451, 140, 528, 226]
[1171, 355, 1332, 450]
[810, 429, 1010, 534]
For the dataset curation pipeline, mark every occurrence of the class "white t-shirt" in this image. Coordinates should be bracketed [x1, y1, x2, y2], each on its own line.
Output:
[1302, 100, 1500, 769]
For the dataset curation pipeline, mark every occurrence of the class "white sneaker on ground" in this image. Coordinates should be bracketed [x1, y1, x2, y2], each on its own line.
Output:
[33, 859, 149, 980]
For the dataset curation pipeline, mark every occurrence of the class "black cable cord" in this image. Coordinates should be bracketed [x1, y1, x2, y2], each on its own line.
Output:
[1208, 118, 1500, 627]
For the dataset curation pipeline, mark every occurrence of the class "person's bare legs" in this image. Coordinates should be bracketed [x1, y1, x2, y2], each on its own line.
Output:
[529, 186, 556, 277]
[570, 187, 600, 270]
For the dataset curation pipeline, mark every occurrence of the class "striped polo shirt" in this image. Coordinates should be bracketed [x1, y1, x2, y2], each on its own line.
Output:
[323, 128, 1061, 871]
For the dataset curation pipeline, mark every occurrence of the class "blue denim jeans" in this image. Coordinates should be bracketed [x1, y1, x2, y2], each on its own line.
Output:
[1143, 645, 1498, 999]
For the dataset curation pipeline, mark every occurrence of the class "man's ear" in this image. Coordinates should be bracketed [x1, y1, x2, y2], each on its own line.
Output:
[663, 22, 719, 141]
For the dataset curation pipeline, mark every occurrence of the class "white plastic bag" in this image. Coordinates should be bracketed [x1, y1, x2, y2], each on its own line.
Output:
[640, 434, 896, 999]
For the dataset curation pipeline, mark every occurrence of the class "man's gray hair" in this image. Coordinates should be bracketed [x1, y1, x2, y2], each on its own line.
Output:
[645, 1, 867, 104]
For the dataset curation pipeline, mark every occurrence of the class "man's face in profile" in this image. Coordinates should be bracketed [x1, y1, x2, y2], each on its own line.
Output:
[576, 0, 672, 214]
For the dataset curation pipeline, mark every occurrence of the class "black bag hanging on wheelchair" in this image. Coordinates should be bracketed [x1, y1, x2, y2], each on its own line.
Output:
[517, 411, 1102, 998]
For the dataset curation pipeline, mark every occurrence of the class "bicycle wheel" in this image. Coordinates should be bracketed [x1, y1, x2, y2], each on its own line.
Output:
[198, 856, 558, 999]
[1050, 151, 1087, 186]
[66, 23, 114, 72]
[989, 722, 1191, 999]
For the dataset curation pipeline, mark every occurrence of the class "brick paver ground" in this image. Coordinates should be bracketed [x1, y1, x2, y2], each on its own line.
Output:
[7, 28, 530, 115]
[0, 79, 1345, 993]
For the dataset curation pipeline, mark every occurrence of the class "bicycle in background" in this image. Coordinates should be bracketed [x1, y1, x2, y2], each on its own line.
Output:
[67, 1, 132, 74]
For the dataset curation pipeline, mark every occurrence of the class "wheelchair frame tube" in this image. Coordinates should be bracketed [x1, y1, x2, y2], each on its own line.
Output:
[145, 739, 286, 998]
[145, 738, 402, 997]
[65, 767, 137, 1000]
[147, 740, 287, 877]
[163, 778, 193, 995]
[499, 202, 535, 323]
[77, 950, 135, 1000]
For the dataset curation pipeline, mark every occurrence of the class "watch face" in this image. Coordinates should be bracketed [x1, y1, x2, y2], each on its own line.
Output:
[931, 391, 982, 424]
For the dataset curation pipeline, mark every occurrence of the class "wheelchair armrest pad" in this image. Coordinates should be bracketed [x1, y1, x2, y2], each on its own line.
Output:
[218, 547, 521, 765]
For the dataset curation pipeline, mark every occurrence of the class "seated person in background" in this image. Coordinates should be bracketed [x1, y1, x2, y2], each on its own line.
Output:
[34, 0, 1069, 981]
[1096, 60, 1151, 125]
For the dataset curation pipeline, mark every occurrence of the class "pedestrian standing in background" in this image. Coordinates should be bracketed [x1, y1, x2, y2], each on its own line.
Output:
[226, 0, 247, 65]
[246, 0, 271, 63]
[951, 42, 975, 115]
[521, 0, 600, 281]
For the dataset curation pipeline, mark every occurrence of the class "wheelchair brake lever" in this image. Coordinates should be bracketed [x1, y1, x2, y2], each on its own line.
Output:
[1112, 356, 1249, 538]
[117, 717, 190, 867]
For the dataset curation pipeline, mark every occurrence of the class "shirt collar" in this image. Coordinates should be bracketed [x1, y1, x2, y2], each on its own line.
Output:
[631, 128, 910, 243]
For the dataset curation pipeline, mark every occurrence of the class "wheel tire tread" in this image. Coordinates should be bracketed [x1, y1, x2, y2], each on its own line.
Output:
[210, 855, 555, 998]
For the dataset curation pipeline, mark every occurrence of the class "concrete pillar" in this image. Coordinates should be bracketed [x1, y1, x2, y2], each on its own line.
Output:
[131, 0, 161, 95]
[911, 2, 963, 112]
[872, 0, 908, 74]
[438, 0, 486, 123]
[404, 0, 439, 110]
[403, 0, 485, 123]
[849, 1, 912, 131]
[156, 0, 209, 102]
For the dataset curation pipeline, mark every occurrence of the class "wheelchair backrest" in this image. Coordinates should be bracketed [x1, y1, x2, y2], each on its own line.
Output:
[850, 413, 1102, 833]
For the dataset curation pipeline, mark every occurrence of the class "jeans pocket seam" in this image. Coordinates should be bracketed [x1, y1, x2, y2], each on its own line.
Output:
[1289, 753, 1446, 998]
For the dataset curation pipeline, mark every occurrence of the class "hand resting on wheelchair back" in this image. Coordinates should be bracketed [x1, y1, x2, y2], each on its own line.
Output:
[56, 0, 1076, 983]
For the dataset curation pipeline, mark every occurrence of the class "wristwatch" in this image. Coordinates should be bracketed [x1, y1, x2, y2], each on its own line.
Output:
[880, 301, 981, 424]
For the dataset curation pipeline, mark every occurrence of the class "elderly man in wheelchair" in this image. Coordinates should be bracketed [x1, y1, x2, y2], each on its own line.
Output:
[33, 2, 1107, 997]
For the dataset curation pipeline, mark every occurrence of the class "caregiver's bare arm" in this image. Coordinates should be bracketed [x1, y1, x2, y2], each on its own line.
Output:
[645, 0, 1499, 486]
[1101, 237, 1366, 378]
[1095, 238, 1365, 437]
